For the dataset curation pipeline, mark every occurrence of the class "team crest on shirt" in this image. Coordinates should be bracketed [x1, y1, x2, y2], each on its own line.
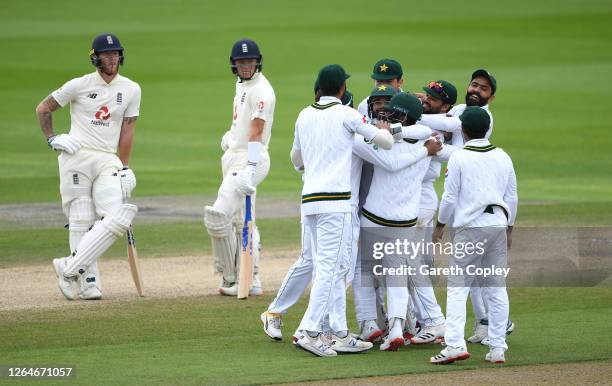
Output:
[91, 106, 111, 127]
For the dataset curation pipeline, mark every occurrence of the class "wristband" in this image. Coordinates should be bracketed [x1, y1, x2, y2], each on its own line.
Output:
[247, 141, 262, 166]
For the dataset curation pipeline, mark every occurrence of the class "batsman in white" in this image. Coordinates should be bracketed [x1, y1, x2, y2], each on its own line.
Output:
[36, 33, 141, 300]
[204, 39, 275, 296]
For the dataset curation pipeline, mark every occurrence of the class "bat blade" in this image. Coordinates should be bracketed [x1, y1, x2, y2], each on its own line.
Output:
[126, 226, 144, 297]
[237, 196, 253, 299]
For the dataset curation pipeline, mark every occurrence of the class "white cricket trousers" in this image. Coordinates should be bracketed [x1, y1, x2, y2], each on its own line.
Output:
[268, 209, 359, 315]
[444, 227, 509, 349]
[298, 212, 352, 333]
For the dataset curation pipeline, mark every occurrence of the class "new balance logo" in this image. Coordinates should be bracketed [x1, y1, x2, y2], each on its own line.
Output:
[116, 92, 122, 105]
[87, 93, 97, 99]
[73, 173, 79, 185]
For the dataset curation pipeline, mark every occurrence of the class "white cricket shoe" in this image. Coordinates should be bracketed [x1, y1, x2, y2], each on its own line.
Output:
[296, 333, 337, 357]
[260, 311, 282, 340]
[358, 320, 384, 343]
[430, 346, 470, 364]
[331, 334, 373, 353]
[481, 320, 515, 346]
[79, 276, 102, 300]
[380, 318, 404, 352]
[411, 323, 445, 345]
[485, 347, 506, 363]
[467, 319, 488, 343]
[218, 278, 237, 296]
[52, 257, 77, 300]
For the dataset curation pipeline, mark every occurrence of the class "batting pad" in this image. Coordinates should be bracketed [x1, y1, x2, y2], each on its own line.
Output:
[204, 206, 238, 283]
[64, 204, 137, 277]
[68, 197, 96, 252]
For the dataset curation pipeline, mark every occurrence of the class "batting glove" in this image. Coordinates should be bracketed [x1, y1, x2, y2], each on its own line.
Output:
[47, 134, 81, 155]
[237, 164, 256, 196]
[119, 167, 137, 200]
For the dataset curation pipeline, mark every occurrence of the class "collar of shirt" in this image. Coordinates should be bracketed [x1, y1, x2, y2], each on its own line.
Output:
[464, 138, 491, 147]
[238, 72, 261, 85]
[318, 96, 341, 104]
[94, 70, 120, 86]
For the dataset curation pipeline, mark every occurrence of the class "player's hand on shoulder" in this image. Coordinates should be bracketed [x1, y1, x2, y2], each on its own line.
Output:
[47, 134, 81, 155]
[237, 165, 256, 196]
[119, 166, 137, 200]
[424, 137, 442, 156]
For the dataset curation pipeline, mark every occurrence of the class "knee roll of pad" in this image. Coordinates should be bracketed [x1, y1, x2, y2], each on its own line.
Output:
[204, 206, 232, 236]
[103, 204, 138, 236]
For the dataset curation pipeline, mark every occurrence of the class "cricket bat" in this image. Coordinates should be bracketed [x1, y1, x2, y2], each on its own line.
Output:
[237, 195, 253, 299]
[126, 225, 144, 297]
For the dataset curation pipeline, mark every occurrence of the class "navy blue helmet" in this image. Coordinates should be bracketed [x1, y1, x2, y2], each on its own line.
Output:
[89, 33, 124, 67]
[230, 39, 262, 79]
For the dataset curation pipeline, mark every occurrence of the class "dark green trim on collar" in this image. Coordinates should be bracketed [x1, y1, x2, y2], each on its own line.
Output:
[464, 144, 496, 152]
[311, 102, 341, 110]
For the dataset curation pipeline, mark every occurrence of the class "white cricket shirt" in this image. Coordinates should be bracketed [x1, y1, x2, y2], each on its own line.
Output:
[227, 72, 275, 151]
[52, 71, 141, 153]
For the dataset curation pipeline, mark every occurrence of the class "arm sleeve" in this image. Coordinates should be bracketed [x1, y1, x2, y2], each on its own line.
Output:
[353, 137, 428, 172]
[403, 124, 432, 140]
[250, 87, 276, 122]
[124, 83, 141, 117]
[51, 78, 81, 107]
[291, 121, 302, 169]
[504, 163, 518, 226]
[419, 114, 462, 133]
[343, 109, 378, 139]
[438, 154, 461, 225]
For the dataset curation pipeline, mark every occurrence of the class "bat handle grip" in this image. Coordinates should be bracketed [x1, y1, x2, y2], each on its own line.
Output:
[245, 195, 252, 221]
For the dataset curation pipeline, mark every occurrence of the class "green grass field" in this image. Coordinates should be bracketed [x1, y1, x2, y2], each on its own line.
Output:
[1, 0, 611, 384]
[2, 288, 611, 385]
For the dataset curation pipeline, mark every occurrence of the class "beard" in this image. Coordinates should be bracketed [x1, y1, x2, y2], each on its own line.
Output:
[423, 102, 443, 114]
[465, 91, 488, 107]
[101, 62, 119, 76]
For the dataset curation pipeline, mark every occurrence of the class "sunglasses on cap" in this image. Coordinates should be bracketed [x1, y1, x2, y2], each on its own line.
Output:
[427, 81, 449, 100]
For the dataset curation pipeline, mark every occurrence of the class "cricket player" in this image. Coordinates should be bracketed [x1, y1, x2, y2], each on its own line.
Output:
[408, 80, 459, 345]
[430, 106, 517, 364]
[260, 82, 356, 342]
[204, 39, 275, 296]
[357, 93, 448, 351]
[292, 64, 393, 357]
[419, 70, 514, 343]
[352, 85, 434, 343]
[356, 59, 404, 116]
[36, 33, 141, 300]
